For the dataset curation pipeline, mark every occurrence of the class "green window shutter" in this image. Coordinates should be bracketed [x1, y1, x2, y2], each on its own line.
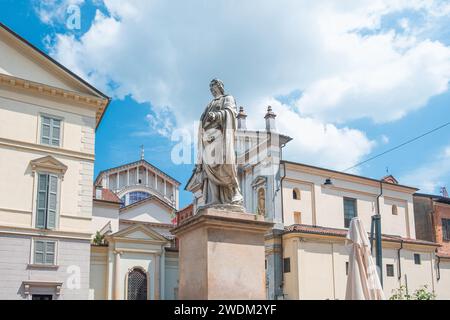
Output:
[36, 174, 48, 229]
[40, 116, 61, 146]
[46, 175, 58, 229]
[41, 116, 51, 145]
[34, 240, 45, 264]
[45, 241, 56, 264]
[51, 118, 61, 146]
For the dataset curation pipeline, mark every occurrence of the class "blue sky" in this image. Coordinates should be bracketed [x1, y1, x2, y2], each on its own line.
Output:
[1, 0, 449, 207]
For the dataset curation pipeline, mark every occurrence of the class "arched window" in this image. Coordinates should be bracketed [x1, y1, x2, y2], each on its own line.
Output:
[128, 191, 150, 205]
[127, 268, 148, 300]
[392, 205, 398, 215]
[293, 188, 300, 200]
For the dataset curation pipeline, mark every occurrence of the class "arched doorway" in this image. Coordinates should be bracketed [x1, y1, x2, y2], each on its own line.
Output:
[127, 267, 148, 300]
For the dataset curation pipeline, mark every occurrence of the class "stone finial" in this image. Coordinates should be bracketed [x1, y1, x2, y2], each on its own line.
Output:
[237, 106, 247, 129]
[264, 105, 276, 131]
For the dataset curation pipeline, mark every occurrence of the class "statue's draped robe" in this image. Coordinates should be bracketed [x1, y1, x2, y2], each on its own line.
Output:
[197, 94, 243, 205]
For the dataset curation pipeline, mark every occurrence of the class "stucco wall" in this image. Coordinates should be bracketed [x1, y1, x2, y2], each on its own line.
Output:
[92, 202, 120, 234]
[435, 260, 450, 299]
[283, 236, 436, 300]
[283, 167, 415, 238]
[119, 201, 172, 224]
[0, 233, 90, 300]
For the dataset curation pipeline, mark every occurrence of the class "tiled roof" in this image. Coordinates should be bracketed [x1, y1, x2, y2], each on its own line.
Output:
[284, 224, 440, 247]
[93, 188, 122, 204]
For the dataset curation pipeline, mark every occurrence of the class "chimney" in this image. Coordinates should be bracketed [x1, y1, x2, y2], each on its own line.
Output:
[264, 105, 276, 131]
[237, 106, 247, 129]
[95, 186, 103, 200]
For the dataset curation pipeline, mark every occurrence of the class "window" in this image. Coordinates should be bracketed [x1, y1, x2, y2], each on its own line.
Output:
[414, 254, 421, 265]
[442, 219, 450, 241]
[33, 239, 56, 265]
[293, 188, 300, 200]
[343, 197, 357, 228]
[294, 211, 301, 224]
[392, 205, 398, 215]
[386, 264, 394, 277]
[36, 173, 58, 229]
[40, 116, 61, 147]
[346, 262, 349, 275]
[283, 258, 291, 273]
[128, 191, 150, 206]
[127, 268, 147, 300]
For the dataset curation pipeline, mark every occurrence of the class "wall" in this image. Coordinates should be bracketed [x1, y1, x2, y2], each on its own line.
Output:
[282, 235, 436, 300]
[92, 201, 120, 234]
[435, 203, 450, 256]
[0, 233, 90, 300]
[283, 165, 415, 238]
[413, 196, 434, 242]
[435, 259, 450, 299]
[89, 246, 108, 300]
[164, 251, 179, 300]
[119, 201, 172, 224]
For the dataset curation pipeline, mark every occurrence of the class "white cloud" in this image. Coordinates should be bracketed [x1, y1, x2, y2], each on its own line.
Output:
[401, 145, 450, 193]
[34, 0, 84, 26]
[43, 0, 450, 169]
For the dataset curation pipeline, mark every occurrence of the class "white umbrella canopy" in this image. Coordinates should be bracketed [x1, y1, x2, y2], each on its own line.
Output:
[345, 217, 385, 300]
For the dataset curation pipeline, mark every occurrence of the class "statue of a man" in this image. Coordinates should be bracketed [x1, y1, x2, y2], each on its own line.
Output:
[195, 79, 243, 207]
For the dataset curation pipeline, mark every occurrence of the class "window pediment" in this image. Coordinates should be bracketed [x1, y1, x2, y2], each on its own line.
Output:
[30, 155, 67, 175]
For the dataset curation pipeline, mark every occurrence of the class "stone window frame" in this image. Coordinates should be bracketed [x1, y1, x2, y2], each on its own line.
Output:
[29, 237, 59, 267]
[37, 113, 65, 148]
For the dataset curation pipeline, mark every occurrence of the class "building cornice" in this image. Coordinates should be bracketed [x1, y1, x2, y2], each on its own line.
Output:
[283, 160, 418, 194]
[0, 137, 95, 161]
[0, 225, 92, 241]
[0, 73, 109, 128]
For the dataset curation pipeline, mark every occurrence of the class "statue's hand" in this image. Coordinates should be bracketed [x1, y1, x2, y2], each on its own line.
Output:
[208, 112, 216, 121]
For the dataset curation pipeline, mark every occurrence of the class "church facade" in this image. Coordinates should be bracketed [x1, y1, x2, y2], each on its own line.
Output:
[88, 158, 180, 300]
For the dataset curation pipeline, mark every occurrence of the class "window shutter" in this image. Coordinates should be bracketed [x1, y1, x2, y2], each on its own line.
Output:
[41, 117, 51, 145]
[34, 240, 45, 264]
[46, 175, 58, 229]
[36, 174, 48, 228]
[51, 119, 60, 146]
[45, 241, 56, 264]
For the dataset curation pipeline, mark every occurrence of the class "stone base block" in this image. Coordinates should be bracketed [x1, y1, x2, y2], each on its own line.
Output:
[171, 207, 273, 300]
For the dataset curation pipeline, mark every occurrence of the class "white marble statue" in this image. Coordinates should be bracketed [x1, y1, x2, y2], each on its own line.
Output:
[195, 79, 244, 208]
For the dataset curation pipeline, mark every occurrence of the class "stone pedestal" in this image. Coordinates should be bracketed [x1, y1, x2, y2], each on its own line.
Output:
[171, 207, 273, 300]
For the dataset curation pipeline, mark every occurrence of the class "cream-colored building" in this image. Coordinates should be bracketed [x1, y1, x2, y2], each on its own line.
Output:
[89, 159, 180, 300]
[280, 162, 439, 299]
[0, 23, 109, 299]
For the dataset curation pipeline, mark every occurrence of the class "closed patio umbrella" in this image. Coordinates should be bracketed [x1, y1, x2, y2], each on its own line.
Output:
[345, 217, 385, 300]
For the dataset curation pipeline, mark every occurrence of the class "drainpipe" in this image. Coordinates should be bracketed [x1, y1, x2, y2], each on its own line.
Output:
[375, 180, 383, 286]
[278, 161, 287, 299]
[436, 252, 441, 281]
[397, 240, 403, 281]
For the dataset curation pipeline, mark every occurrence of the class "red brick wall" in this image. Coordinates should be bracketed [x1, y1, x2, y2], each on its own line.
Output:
[435, 203, 450, 256]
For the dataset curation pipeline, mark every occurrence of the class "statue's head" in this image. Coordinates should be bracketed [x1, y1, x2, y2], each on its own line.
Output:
[210, 78, 225, 98]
